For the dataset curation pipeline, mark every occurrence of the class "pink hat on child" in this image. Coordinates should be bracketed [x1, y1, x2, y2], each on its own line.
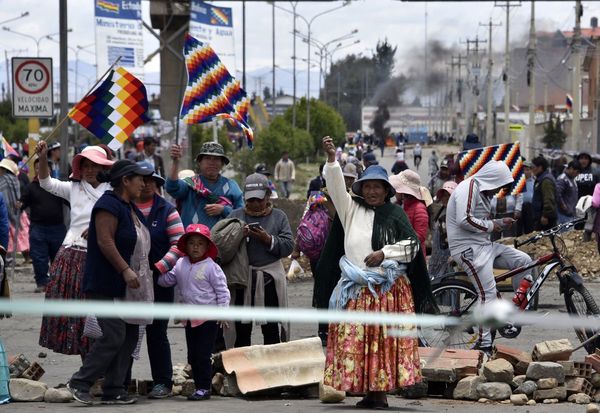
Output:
[177, 224, 219, 260]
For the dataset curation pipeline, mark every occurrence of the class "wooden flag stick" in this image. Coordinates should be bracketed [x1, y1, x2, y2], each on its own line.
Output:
[20, 56, 123, 171]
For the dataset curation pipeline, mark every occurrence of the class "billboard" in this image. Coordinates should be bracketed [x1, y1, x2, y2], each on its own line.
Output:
[190, 1, 236, 74]
[94, 0, 144, 80]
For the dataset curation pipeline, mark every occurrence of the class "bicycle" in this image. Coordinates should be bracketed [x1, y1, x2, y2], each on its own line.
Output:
[421, 217, 600, 354]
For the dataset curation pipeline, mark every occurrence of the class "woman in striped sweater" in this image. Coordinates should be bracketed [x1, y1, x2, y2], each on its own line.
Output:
[133, 161, 185, 399]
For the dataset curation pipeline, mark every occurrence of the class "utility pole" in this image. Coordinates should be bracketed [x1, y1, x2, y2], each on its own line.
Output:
[425, 3, 430, 137]
[526, 0, 536, 161]
[452, 54, 468, 138]
[495, 1, 522, 142]
[463, 37, 486, 137]
[272, 3, 275, 116]
[572, 0, 582, 151]
[480, 19, 502, 145]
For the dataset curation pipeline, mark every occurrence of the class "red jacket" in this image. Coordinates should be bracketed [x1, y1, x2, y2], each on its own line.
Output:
[401, 196, 429, 259]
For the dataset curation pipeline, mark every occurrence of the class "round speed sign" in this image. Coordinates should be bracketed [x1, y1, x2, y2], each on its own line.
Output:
[15, 60, 51, 95]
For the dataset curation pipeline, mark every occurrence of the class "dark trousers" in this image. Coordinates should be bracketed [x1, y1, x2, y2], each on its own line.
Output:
[29, 223, 66, 286]
[185, 320, 218, 390]
[518, 203, 535, 235]
[234, 274, 280, 347]
[145, 275, 174, 388]
[70, 314, 139, 397]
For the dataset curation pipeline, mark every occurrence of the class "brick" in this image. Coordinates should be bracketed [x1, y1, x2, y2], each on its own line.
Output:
[8, 354, 30, 378]
[575, 362, 594, 379]
[532, 339, 573, 362]
[419, 348, 481, 381]
[566, 377, 595, 396]
[585, 354, 600, 373]
[533, 386, 567, 401]
[494, 344, 532, 366]
[20, 362, 44, 381]
[558, 361, 577, 377]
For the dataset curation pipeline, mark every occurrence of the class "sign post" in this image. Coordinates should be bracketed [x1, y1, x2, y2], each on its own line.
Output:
[12, 57, 53, 179]
[12, 57, 53, 118]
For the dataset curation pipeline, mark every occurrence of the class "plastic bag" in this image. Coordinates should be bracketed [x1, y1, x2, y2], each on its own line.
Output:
[287, 259, 304, 279]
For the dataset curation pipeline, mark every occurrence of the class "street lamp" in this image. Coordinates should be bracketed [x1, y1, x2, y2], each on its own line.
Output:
[273, 1, 350, 132]
[0, 11, 29, 26]
[2, 27, 72, 57]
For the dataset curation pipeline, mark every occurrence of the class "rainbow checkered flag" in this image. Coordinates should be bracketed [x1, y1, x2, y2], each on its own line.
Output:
[458, 141, 526, 196]
[180, 33, 254, 148]
[68, 67, 149, 150]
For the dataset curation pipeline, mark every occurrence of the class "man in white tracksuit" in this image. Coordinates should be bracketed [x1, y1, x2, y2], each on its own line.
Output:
[446, 161, 533, 352]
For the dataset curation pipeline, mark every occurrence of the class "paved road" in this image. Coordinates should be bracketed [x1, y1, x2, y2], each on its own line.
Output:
[3, 144, 600, 412]
[3, 261, 600, 412]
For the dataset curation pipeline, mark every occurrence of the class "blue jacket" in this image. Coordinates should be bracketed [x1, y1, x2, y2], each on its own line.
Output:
[166, 174, 244, 228]
[83, 191, 146, 298]
[0, 193, 8, 250]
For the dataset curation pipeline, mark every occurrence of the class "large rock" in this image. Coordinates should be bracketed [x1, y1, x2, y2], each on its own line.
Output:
[398, 381, 428, 399]
[512, 375, 527, 388]
[482, 359, 514, 383]
[510, 394, 528, 405]
[533, 386, 567, 401]
[591, 373, 600, 388]
[319, 382, 345, 403]
[514, 380, 537, 397]
[526, 362, 565, 383]
[44, 387, 73, 403]
[537, 378, 558, 389]
[569, 393, 592, 404]
[9, 378, 48, 402]
[587, 403, 600, 413]
[476, 382, 512, 401]
[454, 376, 486, 401]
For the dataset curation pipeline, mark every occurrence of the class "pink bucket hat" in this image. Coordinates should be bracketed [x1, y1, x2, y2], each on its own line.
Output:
[435, 181, 458, 200]
[389, 170, 433, 207]
[71, 146, 114, 180]
[177, 224, 218, 260]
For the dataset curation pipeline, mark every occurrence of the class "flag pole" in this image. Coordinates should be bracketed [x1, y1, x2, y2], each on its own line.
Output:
[20, 56, 123, 171]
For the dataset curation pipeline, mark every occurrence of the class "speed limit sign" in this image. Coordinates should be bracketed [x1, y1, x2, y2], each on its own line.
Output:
[12, 57, 53, 118]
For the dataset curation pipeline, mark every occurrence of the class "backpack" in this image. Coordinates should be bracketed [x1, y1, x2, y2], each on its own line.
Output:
[296, 193, 330, 261]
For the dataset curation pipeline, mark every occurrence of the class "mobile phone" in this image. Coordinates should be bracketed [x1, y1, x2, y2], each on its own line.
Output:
[248, 222, 262, 230]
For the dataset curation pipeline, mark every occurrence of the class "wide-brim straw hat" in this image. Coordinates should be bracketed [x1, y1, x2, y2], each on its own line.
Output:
[389, 170, 433, 207]
[71, 146, 114, 180]
[0, 158, 18, 175]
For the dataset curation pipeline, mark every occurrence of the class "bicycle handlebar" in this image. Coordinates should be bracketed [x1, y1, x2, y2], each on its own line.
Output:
[513, 217, 586, 249]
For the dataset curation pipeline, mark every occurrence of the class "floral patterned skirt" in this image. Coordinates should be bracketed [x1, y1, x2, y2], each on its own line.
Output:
[39, 246, 90, 356]
[323, 275, 422, 393]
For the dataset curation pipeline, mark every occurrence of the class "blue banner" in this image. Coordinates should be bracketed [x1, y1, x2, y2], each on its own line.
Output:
[95, 0, 141, 20]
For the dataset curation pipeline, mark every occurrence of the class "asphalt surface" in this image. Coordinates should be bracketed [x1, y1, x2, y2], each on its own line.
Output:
[3, 145, 600, 412]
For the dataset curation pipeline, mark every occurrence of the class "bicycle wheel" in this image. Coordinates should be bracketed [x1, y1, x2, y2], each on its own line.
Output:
[563, 279, 600, 354]
[421, 280, 480, 349]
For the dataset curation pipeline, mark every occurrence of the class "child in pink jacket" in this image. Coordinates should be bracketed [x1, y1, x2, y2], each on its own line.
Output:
[158, 224, 230, 401]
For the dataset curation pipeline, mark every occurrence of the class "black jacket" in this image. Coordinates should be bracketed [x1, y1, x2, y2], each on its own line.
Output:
[20, 179, 65, 225]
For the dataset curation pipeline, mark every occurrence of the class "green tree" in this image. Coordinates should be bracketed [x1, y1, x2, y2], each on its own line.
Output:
[283, 98, 346, 150]
[373, 38, 397, 85]
[254, 116, 314, 168]
[322, 39, 399, 130]
[542, 115, 567, 149]
[188, 122, 234, 157]
[0, 101, 28, 142]
[263, 86, 272, 101]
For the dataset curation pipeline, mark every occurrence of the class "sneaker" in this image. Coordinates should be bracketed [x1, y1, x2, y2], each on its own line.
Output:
[148, 384, 171, 399]
[187, 389, 211, 401]
[101, 393, 137, 405]
[66, 382, 94, 405]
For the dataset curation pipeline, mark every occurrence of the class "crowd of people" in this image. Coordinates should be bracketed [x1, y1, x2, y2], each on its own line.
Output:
[2, 133, 600, 407]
